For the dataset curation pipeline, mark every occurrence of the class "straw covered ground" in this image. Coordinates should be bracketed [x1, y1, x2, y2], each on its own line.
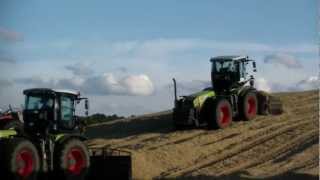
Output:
[86, 90, 319, 180]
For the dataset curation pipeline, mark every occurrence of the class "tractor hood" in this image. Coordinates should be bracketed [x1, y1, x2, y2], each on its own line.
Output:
[185, 90, 216, 110]
[0, 129, 17, 138]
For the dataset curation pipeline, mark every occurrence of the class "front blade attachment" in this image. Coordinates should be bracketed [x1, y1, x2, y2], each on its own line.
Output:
[87, 147, 132, 180]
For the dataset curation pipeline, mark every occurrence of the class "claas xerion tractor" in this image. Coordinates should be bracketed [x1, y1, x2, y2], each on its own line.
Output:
[173, 55, 282, 129]
[0, 88, 131, 180]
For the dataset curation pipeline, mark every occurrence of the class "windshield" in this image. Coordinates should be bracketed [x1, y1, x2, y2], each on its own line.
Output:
[25, 95, 54, 110]
[212, 60, 236, 73]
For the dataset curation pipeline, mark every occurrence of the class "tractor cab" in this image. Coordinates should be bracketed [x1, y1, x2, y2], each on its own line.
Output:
[210, 56, 256, 93]
[23, 88, 88, 135]
[0, 88, 133, 180]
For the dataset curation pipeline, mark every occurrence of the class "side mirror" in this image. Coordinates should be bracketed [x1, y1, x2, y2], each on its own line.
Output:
[85, 99, 89, 116]
[252, 61, 257, 72]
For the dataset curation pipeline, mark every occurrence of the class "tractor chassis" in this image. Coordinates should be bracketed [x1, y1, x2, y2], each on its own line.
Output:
[173, 94, 238, 127]
[0, 135, 132, 180]
[173, 90, 271, 128]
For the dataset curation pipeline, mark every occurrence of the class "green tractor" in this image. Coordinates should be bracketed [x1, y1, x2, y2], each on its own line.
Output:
[0, 88, 131, 180]
[173, 56, 282, 129]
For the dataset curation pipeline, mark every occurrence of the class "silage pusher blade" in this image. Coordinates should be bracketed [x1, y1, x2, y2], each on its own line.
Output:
[257, 91, 283, 115]
[267, 95, 283, 115]
[87, 146, 132, 180]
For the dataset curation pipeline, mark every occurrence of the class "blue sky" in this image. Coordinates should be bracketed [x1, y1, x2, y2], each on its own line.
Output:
[0, 0, 318, 116]
[1, 1, 317, 42]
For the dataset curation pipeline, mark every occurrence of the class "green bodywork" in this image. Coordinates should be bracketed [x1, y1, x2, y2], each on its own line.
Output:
[0, 130, 17, 138]
[189, 90, 216, 111]
[54, 133, 67, 142]
[0, 129, 68, 142]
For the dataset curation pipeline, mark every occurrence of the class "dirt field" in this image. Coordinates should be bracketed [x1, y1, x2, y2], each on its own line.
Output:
[86, 90, 319, 180]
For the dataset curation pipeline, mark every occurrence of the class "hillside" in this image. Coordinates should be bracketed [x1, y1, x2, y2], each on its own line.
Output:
[86, 90, 319, 180]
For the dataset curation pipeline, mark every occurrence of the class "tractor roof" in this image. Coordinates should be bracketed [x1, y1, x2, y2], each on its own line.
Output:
[210, 55, 248, 62]
[23, 88, 79, 96]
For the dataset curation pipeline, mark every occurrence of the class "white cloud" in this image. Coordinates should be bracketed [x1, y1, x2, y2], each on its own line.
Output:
[65, 63, 94, 76]
[128, 39, 317, 59]
[295, 76, 319, 90]
[27, 38, 316, 63]
[0, 79, 13, 93]
[264, 53, 302, 69]
[79, 73, 154, 96]
[122, 75, 154, 96]
[255, 78, 272, 92]
[4, 38, 318, 116]
[254, 76, 319, 92]
[16, 73, 155, 96]
[16, 76, 54, 87]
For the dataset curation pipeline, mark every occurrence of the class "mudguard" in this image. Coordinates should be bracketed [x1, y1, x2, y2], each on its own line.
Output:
[54, 133, 87, 144]
[237, 86, 256, 97]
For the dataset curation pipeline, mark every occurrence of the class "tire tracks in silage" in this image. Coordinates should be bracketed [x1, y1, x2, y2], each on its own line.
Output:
[159, 115, 316, 178]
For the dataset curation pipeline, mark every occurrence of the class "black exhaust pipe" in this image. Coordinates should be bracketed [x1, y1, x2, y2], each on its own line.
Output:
[173, 78, 177, 103]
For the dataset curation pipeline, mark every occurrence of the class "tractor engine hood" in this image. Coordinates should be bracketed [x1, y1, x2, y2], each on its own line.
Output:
[183, 90, 216, 110]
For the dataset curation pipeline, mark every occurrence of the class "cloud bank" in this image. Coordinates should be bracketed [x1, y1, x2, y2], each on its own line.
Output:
[295, 76, 319, 90]
[0, 27, 23, 42]
[16, 73, 154, 96]
[0, 56, 15, 64]
[0, 79, 13, 93]
[264, 53, 302, 69]
[65, 63, 94, 77]
[2, 37, 317, 116]
[255, 76, 318, 92]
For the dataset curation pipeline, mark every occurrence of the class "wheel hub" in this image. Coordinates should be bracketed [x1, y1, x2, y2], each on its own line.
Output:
[219, 105, 231, 126]
[16, 149, 34, 178]
[247, 97, 256, 116]
[67, 148, 86, 175]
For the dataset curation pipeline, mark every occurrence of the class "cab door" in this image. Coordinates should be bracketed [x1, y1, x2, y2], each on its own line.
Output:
[58, 95, 76, 130]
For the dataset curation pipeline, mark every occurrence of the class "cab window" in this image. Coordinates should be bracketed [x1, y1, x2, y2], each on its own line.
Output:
[239, 62, 246, 78]
[60, 95, 74, 122]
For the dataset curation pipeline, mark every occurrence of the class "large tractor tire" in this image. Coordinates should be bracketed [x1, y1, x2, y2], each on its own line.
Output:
[257, 91, 269, 115]
[208, 98, 233, 129]
[54, 138, 90, 180]
[0, 138, 40, 180]
[240, 91, 258, 121]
